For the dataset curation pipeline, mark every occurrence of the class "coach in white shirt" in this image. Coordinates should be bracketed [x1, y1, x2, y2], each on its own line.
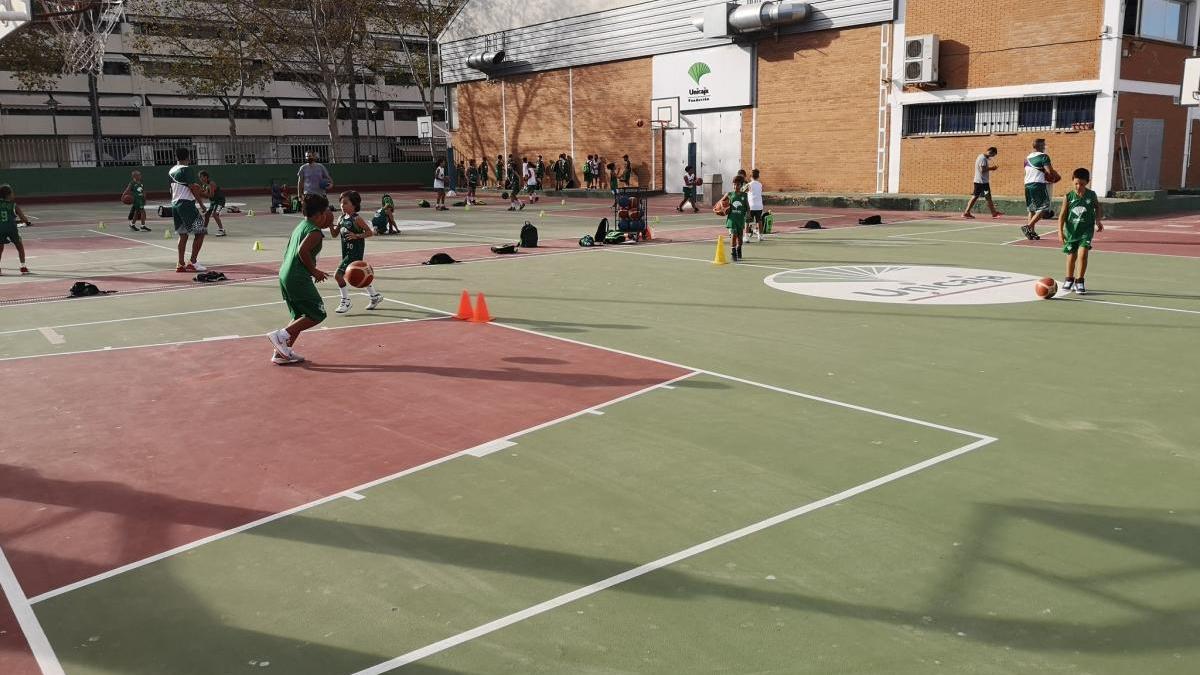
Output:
[747, 169, 765, 241]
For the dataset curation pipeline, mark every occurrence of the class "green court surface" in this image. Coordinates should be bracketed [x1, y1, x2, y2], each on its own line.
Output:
[1, 194, 1198, 674]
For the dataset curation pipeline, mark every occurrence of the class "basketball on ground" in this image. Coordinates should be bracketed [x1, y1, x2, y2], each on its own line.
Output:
[345, 260, 374, 288]
[1035, 277, 1058, 298]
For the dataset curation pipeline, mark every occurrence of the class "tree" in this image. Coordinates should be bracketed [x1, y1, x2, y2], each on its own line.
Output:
[0, 24, 65, 92]
[371, 0, 463, 117]
[234, 0, 379, 162]
[130, 0, 273, 151]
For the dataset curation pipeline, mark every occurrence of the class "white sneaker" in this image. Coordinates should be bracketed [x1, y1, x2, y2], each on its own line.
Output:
[191, 261, 207, 272]
[267, 329, 295, 358]
[367, 293, 384, 310]
[335, 297, 352, 314]
[214, 229, 227, 237]
[271, 352, 305, 365]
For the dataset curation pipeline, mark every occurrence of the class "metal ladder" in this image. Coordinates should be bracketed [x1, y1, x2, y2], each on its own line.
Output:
[1117, 131, 1136, 191]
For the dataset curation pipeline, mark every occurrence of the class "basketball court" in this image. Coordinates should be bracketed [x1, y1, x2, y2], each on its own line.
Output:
[1, 190, 1198, 674]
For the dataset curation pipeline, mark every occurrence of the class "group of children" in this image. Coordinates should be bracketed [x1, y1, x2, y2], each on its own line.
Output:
[267, 190, 386, 364]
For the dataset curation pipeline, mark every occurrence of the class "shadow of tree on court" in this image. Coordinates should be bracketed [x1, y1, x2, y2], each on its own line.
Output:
[298, 362, 673, 388]
[249, 499, 1200, 654]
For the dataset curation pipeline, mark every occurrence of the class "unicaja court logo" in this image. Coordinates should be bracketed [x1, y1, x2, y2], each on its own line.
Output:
[687, 62, 712, 104]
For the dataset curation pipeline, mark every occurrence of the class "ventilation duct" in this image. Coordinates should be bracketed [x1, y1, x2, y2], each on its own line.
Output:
[694, 1, 810, 36]
[466, 51, 506, 70]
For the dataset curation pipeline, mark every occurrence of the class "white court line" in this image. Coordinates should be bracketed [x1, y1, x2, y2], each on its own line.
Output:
[612, 249, 794, 272]
[1074, 298, 1200, 315]
[466, 439, 518, 458]
[89, 229, 177, 252]
[344, 492, 366, 501]
[29, 370, 700, 603]
[351, 434, 997, 675]
[0, 546, 66, 675]
[890, 222, 1009, 238]
[0, 315, 447, 364]
[36, 327, 65, 345]
[0, 292, 384, 337]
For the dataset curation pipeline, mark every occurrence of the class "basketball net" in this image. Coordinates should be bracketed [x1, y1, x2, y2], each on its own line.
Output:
[38, 0, 125, 74]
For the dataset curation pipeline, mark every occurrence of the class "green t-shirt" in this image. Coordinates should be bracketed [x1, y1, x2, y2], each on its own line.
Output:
[1065, 189, 1098, 232]
[495, 161, 503, 178]
[479, 162, 488, 180]
[371, 208, 390, 231]
[609, 175, 619, 190]
[725, 190, 749, 227]
[0, 199, 17, 232]
[339, 213, 365, 260]
[280, 219, 322, 282]
[168, 164, 197, 204]
[131, 181, 146, 208]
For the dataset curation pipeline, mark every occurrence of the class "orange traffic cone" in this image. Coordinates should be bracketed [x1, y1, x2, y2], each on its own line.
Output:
[454, 290, 474, 320]
[470, 293, 493, 323]
[643, 225, 653, 241]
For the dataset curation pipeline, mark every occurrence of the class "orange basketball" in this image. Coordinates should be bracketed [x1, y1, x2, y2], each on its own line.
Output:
[121, 193, 133, 205]
[636, 119, 645, 127]
[1035, 277, 1058, 299]
[1046, 169, 1061, 184]
[345, 260, 374, 288]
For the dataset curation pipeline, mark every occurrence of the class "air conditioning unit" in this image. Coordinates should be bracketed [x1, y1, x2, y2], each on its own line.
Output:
[904, 34, 939, 85]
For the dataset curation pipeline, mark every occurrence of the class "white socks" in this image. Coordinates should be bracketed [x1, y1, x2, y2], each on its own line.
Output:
[339, 286, 349, 299]
[366, 285, 378, 296]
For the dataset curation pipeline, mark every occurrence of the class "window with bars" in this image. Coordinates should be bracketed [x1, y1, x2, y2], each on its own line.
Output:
[902, 94, 1096, 137]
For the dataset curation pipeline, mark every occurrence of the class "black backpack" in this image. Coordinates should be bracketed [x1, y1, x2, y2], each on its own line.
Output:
[594, 218, 608, 242]
[804, 220, 823, 229]
[69, 281, 101, 297]
[422, 252, 458, 265]
[491, 243, 519, 254]
[858, 215, 882, 225]
[519, 221, 538, 248]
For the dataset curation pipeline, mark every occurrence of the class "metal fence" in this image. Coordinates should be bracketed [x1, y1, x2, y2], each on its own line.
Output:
[0, 135, 448, 169]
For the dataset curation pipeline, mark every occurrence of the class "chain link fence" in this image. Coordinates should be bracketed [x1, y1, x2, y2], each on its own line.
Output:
[0, 135, 449, 169]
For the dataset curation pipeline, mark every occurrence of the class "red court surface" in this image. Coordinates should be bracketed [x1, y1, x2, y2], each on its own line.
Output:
[22, 235, 146, 255]
[0, 320, 688, 602]
[0, 599, 37, 675]
[1013, 215, 1200, 257]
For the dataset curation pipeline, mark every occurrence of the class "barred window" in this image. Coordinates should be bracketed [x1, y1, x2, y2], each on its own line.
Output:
[1055, 94, 1097, 128]
[903, 94, 1096, 137]
[1017, 98, 1053, 129]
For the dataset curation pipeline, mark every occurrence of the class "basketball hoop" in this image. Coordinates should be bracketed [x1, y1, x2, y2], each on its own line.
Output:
[36, 0, 125, 75]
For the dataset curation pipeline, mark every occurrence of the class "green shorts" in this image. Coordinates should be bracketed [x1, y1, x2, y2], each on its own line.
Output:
[525, 184, 538, 194]
[280, 275, 326, 322]
[172, 200, 206, 235]
[206, 199, 226, 217]
[1024, 183, 1051, 214]
[0, 226, 20, 245]
[725, 220, 745, 235]
[1062, 227, 1094, 253]
[683, 187, 696, 199]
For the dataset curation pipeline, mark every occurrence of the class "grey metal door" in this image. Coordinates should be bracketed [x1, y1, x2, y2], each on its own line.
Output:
[1132, 118, 1164, 190]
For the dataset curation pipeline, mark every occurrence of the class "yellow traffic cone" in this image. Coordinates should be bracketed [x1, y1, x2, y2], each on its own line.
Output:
[247, 209, 255, 217]
[252, 240, 264, 252]
[97, 221, 106, 231]
[538, 210, 546, 219]
[651, 215, 661, 224]
[163, 228, 172, 240]
[713, 236, 730, 265]
[560, 199, 566, 205]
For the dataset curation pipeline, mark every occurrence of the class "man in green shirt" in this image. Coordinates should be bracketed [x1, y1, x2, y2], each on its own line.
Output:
[1022, 138, 1057, 240]
[268, 194, 335, 365]
[167, 147, 209, 273]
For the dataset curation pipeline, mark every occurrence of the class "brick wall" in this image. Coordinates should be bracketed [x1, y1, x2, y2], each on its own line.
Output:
[1188, 119, 1200, 187]
[1120, 38, 1192, 85]
[1115, 92, 1190, 190]
[906, 0, 1102, 90]
[900, 131, 1096, 196]
[745, 26, 883, 193]
[453, 58, 662, 190]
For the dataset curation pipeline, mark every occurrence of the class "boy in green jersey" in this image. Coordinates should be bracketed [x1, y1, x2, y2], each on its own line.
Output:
[0, 184, 30, 275]
[724, 175, 749, 261]
[267, 194, 335, 365]
[331, 190, 383, 314]
[372, 194, 399, 235]
[1056, 168, 1104, 295]
[198, 170, 227, 237]
[126, 170, 150, 231]
[167, 147, 209, 273]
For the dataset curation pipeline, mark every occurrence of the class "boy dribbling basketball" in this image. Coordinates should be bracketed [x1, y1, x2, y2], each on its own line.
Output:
[1057, 168, 1103, 295]
[198, 170, 227, 236]
[125, 171, 150, 232]
[267, 194, 335, 365]
[0, 184, 30, 275]
[332, 190, 383, 314]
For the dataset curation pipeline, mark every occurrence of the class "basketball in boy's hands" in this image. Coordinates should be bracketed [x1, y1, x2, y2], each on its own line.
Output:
[121, 193, 133, 205]
[1035, 277, 1058, 299]
[1045, 169, 1061, 184]
[345, 261, 374, 288]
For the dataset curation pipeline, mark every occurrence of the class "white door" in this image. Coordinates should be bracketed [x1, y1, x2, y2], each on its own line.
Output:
[664, 111, 741, 196]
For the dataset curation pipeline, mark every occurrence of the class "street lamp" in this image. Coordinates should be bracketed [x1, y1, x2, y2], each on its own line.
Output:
[45, 94, 61, 167]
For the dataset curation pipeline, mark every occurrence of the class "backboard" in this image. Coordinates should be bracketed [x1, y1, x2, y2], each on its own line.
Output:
[417, 115, 433, 139]
[1182, 57, 1200, 106]
[650, 96, 680, 129]
[0, 0, 30, 44]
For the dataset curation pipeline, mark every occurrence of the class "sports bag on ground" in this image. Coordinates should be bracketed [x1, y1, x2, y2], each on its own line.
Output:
[519, 221, 538, 248]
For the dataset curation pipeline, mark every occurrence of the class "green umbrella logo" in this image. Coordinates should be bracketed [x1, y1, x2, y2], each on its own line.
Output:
[688, 62, 711, 85]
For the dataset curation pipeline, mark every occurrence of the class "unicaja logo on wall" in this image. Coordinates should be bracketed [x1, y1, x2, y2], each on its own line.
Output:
[687, 62, 712, 105]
